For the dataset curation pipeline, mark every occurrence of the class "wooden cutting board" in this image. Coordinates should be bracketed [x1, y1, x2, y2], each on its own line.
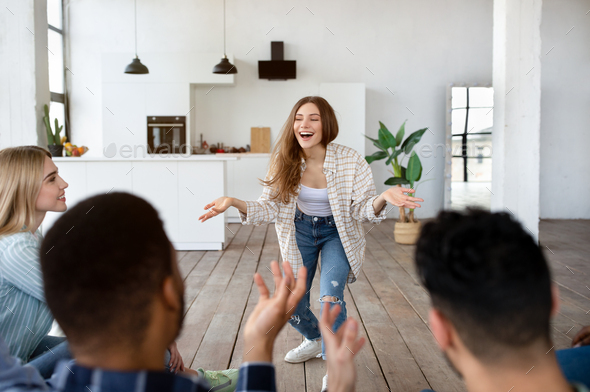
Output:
[250, 127, 271, 153]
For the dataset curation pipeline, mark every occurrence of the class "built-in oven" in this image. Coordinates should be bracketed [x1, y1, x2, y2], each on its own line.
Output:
[147, 116, 187, 154]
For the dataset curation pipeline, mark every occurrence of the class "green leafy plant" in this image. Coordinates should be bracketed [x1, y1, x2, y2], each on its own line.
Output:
[365, 121, 427, 223]
[43, 104, 63, 145]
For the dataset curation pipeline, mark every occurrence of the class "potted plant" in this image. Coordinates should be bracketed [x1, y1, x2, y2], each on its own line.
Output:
[365, 121, 427, 244]
[43, 104, 66, 157]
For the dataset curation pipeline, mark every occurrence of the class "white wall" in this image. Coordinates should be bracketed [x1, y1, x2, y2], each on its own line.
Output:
[0, 0, 50, 148]
[540, 0, 590, 219]
[67, 0, 493, 219]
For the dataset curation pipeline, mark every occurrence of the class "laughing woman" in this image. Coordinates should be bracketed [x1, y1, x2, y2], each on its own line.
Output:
[199, 96, 423, 392]
[0, 146, 71, 378]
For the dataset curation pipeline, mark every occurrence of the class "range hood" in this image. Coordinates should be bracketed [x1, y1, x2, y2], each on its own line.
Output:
[258, 41, 296, 80]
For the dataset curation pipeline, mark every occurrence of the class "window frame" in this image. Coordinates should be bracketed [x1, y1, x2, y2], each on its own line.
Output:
[47, 0, 68, 142]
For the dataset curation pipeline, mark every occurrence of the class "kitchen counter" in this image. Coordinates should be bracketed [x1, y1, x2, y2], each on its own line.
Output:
[52, 153, 271, 161]
[53, 154, 238, 162]
[215, 153, 271, 158]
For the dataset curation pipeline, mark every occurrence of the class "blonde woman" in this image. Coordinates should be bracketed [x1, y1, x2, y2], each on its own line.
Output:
[200, 96, 423, 392]
[0, 146, 70, 378]
[0, 146, 238, 389]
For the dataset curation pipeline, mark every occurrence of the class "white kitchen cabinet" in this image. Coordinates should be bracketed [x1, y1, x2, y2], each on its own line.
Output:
[132, 161, 180, 242]
[225, 155, 270, 222]
[42, 156, 234, 250]
[177, 161, 226, 246]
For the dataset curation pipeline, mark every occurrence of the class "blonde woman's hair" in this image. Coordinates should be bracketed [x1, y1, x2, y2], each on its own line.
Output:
[0, 146, 52, 236]
[262, 96, 339, 204]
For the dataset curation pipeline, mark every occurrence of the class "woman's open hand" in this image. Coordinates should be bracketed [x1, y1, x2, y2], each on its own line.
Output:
[198, 197, 233, 222]
[381, 187, 424, 209]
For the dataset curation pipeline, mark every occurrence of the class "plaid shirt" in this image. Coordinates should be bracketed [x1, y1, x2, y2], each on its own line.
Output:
[0, 335, 276, 392]
[240, 143, 387, 283]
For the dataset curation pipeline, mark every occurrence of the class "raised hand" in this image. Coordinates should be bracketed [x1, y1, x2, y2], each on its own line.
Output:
[243, 261, 307, 363]
[320, 303, 366, 392]
[382, 187, 424, 209]
[198, 197, 233, 222]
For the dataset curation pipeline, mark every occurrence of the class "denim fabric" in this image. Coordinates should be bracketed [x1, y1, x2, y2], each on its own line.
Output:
[417, 346, 590, 392]
[288, 209, 350, 359]
[164, 348, 171, 372]
[557, 345, 590, 388]
[27, 335, 70, 379]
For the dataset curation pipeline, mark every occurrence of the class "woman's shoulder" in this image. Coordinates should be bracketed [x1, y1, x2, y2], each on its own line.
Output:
[0, 231, 40, 250]
[0, 231, 41, 267]
[329, 143, 365, 163]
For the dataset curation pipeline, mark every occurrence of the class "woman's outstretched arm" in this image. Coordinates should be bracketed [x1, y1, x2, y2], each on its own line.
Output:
[372, 187, 423, 214]
[198, 197, 247, 222]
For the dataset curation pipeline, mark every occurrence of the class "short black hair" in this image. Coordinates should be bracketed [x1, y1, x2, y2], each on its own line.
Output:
[40, 192, 173, 350]
[415, 209, 552, 361]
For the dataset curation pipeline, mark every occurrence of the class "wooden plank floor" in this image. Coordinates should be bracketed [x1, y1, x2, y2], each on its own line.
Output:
[175, 219, 590, 391]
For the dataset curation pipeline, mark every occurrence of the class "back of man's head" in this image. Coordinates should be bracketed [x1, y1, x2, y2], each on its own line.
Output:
[415, 209, 552, 363]
[40, 192, 174, 352]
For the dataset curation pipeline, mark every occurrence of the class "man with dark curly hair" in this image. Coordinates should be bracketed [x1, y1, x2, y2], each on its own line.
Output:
[415, 209, 589, 392]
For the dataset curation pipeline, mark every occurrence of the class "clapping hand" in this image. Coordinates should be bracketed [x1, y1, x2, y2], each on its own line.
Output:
[243, 261, 307, 363]
[320, 303, 366, 392]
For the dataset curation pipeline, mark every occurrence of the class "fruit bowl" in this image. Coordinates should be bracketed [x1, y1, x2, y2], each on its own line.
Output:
[65, 143, 89, 157]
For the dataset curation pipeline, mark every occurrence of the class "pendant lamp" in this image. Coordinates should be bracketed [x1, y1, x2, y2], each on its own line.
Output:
[213, 0, 237, 74]
[125, 0, 149, 74]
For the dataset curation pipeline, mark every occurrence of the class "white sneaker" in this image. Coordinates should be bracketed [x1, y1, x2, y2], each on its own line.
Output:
[321, 374, 328, 392]
[284, 338, 322, 363]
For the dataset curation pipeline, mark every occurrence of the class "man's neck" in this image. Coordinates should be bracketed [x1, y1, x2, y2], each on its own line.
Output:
[463, 354, 573, 392]
[74, 343, 168, 372]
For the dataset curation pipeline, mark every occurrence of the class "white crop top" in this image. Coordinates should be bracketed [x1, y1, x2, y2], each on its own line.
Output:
[296, 184, 333, 217]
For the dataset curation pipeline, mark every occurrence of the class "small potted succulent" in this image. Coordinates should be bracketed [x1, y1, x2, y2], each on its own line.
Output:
[43, 104, 66, 157]
[365, 121, 427, 244]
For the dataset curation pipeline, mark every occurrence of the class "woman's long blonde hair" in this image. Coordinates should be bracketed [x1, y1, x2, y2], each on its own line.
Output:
[0, 146, 52, 236]
[263, 96, 339, 204]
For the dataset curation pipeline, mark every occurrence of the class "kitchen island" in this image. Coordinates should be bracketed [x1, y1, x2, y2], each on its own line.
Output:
[44, 155, 238, 250]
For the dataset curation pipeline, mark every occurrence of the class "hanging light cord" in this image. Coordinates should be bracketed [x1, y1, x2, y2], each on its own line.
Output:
[223, 0, 226, 56]
[134, 0, 138, 57]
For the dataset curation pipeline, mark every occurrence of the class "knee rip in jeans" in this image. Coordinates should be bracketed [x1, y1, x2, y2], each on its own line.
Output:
[319, 295, 342, 304]
[290, 315, 301, 324]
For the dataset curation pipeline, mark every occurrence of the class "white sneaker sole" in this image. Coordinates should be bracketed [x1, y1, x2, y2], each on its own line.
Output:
[284, 351, 322, 363]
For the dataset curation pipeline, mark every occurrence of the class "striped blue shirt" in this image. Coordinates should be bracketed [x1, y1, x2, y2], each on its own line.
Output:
[0, 231, 53, 362]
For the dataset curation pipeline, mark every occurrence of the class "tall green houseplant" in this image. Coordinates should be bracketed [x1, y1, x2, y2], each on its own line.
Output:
[365, 121, 427, 223]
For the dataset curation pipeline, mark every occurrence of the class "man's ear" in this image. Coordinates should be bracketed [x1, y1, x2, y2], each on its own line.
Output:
[429, 308, 452, 351]
[550, 283, 560, 317]
[162, 276, 182, 312]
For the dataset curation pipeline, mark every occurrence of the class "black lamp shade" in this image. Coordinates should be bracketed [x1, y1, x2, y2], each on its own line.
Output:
[125, 57, 149, 74]
[213, 57, 237, 74]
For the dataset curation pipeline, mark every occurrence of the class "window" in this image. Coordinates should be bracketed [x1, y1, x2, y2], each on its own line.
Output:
[47, 0, 67, 141]
[450, 87, 493, 182]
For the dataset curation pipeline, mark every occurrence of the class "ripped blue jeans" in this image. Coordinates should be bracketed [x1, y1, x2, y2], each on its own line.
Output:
[288, 209, 350, 360]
